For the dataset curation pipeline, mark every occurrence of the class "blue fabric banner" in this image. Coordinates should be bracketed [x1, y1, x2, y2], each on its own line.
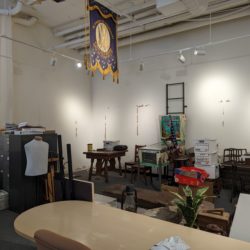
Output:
[87, 0, 119, 83]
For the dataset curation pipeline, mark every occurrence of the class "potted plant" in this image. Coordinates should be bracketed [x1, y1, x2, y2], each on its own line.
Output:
[171, 185, 210, 228]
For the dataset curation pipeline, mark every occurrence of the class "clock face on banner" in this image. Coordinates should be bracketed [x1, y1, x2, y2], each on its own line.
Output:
[96, 22, 110, 53]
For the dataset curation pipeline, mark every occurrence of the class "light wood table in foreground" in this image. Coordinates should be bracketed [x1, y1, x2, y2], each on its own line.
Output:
[15, 201, 250, 250]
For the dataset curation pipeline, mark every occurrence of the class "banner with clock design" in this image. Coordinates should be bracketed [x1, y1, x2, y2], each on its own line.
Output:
[87, 0, 119, 83]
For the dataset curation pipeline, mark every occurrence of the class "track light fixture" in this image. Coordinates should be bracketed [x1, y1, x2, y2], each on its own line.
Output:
[139, 61, 144, 71]
[75, 61, 83, 69]
[194, 48, 207, 56]
[49, 56, 57, 67]
[178, 51, 186, 63]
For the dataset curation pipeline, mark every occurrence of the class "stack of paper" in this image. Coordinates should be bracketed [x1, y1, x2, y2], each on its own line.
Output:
[151, 236, 190, 250]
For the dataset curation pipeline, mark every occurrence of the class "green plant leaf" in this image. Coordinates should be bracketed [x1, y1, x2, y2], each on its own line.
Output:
[183, 186, 192, 197]
[196, 186, 209, 197]
[175, 198, 186, 205]
[170, 191, 185, 202]
[170, 186, 211, 228]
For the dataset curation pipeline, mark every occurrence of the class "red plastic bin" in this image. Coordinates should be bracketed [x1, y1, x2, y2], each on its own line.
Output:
[174, 166, 209, 187]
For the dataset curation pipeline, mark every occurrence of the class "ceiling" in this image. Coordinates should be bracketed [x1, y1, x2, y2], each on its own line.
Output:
[19, 0, 250, 53]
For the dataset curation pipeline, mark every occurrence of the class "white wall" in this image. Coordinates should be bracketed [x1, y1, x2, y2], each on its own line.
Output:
[0, 15, 13, 126]
[12, 22, 92, 169]
[91, 16, 250, 161]
[10, 15, 250, 169]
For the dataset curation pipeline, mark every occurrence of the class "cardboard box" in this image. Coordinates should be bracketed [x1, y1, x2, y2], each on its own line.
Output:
[195, 165, 220, 179]
[194, 139, 217, 154]
[195, 152, 218, 166]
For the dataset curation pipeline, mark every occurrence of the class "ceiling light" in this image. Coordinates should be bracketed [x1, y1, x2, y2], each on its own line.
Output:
[178, 51, 186, 63]
[139, 61, 144, 71]
[50, 57, 57, 67]
[75, 61, 82, 69]
[194, 48, 207, 56]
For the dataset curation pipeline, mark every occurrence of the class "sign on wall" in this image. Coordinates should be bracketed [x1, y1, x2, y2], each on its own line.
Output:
[87, 0, 119, 83]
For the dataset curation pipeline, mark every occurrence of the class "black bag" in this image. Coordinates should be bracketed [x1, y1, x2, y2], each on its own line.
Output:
[113, 145, 128, 151]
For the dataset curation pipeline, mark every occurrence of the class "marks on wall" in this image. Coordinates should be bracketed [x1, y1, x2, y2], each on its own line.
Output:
[219, 99, 231, 127]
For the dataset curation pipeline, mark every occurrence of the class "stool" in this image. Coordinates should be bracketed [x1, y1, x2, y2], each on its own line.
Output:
[167, 156, 189, 185]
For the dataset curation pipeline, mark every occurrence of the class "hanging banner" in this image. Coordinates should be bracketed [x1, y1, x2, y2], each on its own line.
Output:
[87, 0, 119, 83]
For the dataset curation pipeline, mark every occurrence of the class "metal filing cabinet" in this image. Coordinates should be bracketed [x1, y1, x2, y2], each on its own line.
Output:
[0, 134, 58, 213]
[0, 135, 10, 192]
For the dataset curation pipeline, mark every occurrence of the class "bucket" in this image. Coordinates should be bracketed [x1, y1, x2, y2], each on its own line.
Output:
[87, 144, 93, 152]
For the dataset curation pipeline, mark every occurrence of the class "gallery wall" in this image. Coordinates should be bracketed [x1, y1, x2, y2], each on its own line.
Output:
[10, 15, 250, 169]
[91, 16, 250, 162]
[12, 22, 93, 169]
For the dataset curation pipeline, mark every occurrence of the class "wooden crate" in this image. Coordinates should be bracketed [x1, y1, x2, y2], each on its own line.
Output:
[197, 209, 230, 235]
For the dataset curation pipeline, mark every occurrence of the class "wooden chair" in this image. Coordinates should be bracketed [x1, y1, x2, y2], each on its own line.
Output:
[124, 145, 152, 185]
[34, 229, 91, 250]
[131, 164, 153, 185]
[124, 145, 145, 177]
[223, 148, 247, 163]
[222, 148, 247, 200]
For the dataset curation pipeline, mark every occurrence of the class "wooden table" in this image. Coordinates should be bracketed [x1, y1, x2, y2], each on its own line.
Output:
[14, 201, 250, 250]
[230, 193, 250, 242]
[84, 150, 126, 182]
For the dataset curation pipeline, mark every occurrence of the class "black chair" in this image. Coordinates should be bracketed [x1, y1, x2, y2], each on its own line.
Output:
[34, 229, 91, 250]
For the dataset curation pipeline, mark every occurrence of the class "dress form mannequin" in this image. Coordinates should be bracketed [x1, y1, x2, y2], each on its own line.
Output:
[24, 136, 49, 176]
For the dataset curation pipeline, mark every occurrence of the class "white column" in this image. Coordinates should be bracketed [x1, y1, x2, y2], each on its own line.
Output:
[0, 15, 13, 127]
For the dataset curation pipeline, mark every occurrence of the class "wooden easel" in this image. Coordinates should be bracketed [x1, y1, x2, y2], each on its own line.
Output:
[44, 157, 58, 202]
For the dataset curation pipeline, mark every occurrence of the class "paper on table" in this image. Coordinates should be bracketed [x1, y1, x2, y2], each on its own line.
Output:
[151, 236, 190, 250]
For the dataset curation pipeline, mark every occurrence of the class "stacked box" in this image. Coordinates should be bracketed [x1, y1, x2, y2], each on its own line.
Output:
[194, 139, 217, 153]
[195, 152, 218, 166]
[194, 139, 219, 179]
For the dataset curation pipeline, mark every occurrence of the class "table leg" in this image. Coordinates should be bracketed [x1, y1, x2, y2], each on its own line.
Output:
[118, 156, 122, 176]
[88, 159, 94, 181]
[104, 160, 109, 183]
[159, 166, 162, 191]
[109, 158, 116, 170]
[96, 159, 103, 175]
